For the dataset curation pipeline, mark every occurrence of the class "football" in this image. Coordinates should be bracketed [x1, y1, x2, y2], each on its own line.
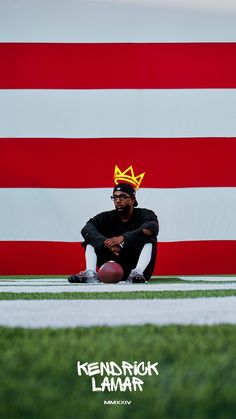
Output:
[98, 261, 124, 283]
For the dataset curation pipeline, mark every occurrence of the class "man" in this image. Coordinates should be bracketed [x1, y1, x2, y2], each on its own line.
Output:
[68, 183, 159, 284]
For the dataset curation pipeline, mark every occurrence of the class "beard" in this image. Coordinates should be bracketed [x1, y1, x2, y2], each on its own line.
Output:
[115, 204, 131, 215]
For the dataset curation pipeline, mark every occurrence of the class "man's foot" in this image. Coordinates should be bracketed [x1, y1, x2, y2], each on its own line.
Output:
[126, 269, 146, 284]
[68, 270, 100, 284]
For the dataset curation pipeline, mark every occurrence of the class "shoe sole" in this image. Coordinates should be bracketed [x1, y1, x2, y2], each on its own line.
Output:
[68, 279, 102, 285]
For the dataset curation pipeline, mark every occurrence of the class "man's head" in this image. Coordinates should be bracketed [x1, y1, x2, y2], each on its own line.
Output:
[111, 183, 138, 214]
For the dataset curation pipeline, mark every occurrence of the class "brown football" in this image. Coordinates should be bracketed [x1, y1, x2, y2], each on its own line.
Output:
[98, 261, 124, 283]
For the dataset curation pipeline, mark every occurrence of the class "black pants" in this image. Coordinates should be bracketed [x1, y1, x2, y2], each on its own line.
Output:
[93, 242, 157, 281]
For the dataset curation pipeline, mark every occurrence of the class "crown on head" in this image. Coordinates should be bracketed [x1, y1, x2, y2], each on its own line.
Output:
[114, 165, 145, 190]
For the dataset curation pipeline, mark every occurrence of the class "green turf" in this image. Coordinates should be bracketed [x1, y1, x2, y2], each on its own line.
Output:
[0, 325, 235, 419]
[0, 289, 235, 300]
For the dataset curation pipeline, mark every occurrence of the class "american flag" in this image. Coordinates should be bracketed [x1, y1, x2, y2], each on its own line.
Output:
[0, 0, 236, 275]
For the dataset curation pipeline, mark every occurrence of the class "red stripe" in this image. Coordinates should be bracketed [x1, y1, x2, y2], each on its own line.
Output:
[1, 43, 236, 89]
[0, 137, 235, 188]
[0, 241, 235, 276]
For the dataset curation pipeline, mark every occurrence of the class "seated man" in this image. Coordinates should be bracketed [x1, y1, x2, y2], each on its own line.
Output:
[68, 183, 159, 284]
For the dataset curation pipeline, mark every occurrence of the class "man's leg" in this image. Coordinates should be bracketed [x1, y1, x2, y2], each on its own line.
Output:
[126, 243, 155, 283]
[68, 245, 100, 284]
[85, 244, 97, 272]
[136, 243, 152, 272]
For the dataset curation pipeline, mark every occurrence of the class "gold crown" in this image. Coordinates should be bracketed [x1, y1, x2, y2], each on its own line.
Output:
[114, 165, 145, 190]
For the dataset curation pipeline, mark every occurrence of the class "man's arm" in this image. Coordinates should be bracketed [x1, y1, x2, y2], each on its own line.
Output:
[123, 210, 159, 244]
[81, 216, 106, 249]
[104, 211, 159, 249]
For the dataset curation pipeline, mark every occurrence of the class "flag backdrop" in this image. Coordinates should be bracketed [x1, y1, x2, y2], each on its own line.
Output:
[0, 0, 236, 275]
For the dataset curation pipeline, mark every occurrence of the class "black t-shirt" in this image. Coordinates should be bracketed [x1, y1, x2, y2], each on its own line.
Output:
[81, 208, 159, 250]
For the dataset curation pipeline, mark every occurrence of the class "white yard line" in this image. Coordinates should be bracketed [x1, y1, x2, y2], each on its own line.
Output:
[0, 297, 235, 328]
[0, 279, 236, 293]
[180, 276, 236, 282]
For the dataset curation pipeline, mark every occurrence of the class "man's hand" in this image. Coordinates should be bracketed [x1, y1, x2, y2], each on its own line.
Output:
[105, 236, 124, 247]
[104, 236, 124, 255]
[111, 245, 122, 256]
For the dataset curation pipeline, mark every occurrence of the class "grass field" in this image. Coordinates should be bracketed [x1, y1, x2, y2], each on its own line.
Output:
[0, 276, 235, 418]
[0, 289, 235, 300]
[0, 325, 235, 419]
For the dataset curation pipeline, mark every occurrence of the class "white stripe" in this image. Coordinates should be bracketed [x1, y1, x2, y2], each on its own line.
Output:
[0, 187, 236, 242]
[1, 89, 236, 138]
[0, 298, 235, 327]
[0, 0, 235, 42]
[0, 281, 236, 293]
[102, 0, 236, 14]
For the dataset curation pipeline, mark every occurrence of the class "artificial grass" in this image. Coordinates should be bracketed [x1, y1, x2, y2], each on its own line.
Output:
[0, 289, 235, 300]
[0, 325, 235, 419]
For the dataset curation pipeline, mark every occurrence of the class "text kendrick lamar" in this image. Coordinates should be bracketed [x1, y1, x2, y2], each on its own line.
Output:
[77, 361, 159, 392]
